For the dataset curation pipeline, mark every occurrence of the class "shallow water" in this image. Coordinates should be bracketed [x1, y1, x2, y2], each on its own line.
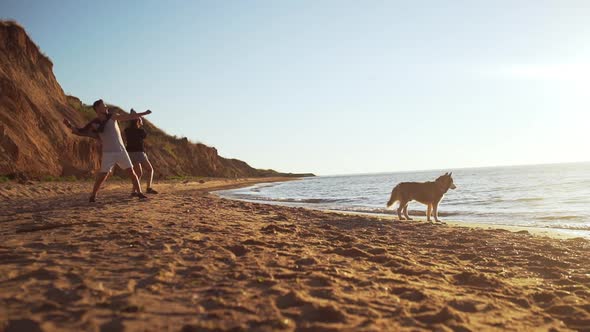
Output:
[218, 162, 590, 237]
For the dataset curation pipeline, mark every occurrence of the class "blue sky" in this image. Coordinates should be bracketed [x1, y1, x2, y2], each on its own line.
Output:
[2, 1, 589, 175]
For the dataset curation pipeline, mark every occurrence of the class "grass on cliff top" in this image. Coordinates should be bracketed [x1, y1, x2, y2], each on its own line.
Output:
[165, 175, 211, 183]
[41, 175, 80, 182]
[1, 20, 54, 66]
[66, 98, 96, 122]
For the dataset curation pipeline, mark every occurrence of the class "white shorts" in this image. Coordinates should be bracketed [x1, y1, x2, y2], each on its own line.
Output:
[100, 151, 133, 173]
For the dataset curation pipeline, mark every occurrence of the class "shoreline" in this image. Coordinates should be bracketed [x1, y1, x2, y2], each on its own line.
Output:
[1, 178, 589, 331]
[213, 190, 590, 240]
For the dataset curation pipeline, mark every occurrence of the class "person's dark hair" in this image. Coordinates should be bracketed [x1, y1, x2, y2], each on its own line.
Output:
[92, 99, 103, 111]
[127, 108, 141, 129]
[128, 118, 141, 129]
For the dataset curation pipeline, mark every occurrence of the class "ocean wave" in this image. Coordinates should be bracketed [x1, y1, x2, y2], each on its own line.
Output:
[225, 195, 348, 204]
[286, 198, 345, 204]
[248, 183, 282, 192]
[537, 215, 583, 221]
[446, 199, 502, 206]
[515, 197, 544, 202]
[330, 207, 462, 217]
[550, 225, 590, 231]
[447, 197, 543, 205]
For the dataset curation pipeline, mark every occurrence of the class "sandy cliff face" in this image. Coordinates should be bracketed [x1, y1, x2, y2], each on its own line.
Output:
[0, 21, 312, 179]
[0, 21, 99, 178]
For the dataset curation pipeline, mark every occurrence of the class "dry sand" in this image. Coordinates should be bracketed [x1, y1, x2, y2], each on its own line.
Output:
[0, 178, 589, 331]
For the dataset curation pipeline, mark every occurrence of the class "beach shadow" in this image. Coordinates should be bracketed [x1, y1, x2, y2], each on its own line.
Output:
[15, 221, 102, 233]
[0, 192, 138, 217]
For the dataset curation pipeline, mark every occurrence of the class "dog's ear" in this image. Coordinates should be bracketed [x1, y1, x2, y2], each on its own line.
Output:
[449, 172, 453, 177]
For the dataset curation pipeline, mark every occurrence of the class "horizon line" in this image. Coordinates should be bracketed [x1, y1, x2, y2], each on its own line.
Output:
[315, 160, 590, 177]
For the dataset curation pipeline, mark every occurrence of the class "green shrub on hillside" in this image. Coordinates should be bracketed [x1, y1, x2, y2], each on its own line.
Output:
[42, 175, 57, 182]
[41, 175, 78, 182]
[66, 97, 95, 122]
[166, 175, 208, 182]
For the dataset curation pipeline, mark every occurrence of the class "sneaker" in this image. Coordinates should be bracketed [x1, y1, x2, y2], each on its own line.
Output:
[146, 187, 159, 194]
[137, 193, 148, 200]
[130, 192, 140, 197]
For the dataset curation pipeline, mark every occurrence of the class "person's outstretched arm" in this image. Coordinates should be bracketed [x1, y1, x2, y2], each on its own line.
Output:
[63, 118, 99, 138]
[112, 110, 152, 122]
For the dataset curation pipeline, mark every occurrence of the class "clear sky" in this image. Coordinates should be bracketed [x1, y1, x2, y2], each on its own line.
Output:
[2, 1, 589, 175]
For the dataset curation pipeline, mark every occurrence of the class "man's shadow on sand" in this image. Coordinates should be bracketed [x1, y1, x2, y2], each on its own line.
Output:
[0, 192, 150, 234]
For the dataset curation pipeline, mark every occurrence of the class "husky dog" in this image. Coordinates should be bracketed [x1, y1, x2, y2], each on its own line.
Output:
[386, 172, 457, 222]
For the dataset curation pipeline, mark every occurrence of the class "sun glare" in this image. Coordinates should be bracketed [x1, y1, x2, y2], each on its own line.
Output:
[494, 63, 590, 83]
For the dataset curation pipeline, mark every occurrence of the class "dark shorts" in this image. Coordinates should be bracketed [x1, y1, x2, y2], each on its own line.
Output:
[128, 152, 149, 164]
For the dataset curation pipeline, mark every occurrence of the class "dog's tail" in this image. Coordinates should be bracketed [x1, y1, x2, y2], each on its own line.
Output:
[386, 185, 400, 208]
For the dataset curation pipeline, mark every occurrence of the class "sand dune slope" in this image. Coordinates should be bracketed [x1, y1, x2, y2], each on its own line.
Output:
[1, 181, 589, 331]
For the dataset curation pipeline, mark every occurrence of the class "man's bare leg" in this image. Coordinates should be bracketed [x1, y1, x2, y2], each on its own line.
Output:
[131, 162, 143, 194]
[126, 168, 147, 199]
[89, 172, 109, 202]
[143, 160, 157, 193]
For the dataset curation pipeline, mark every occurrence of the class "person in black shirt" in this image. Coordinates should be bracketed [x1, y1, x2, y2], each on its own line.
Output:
[64, 100, 151, 202]
[125, 109, 158, 195]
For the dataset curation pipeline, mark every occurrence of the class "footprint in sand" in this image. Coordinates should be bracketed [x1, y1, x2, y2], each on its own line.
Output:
[414, 306, 464, 325]
[261, 224, 295, 234]
[13, 268, 58, 282]
[99, 318, 125, 332]
[3, 319, 43, 332]
[452, 271, 503, 289]
[328, 247, 370, 259]
[43, 286, 82, 305]
[276, 290, 312, 309]
[300, 302, 348, 323]
[275, 290, 347, 324]
[448, 299, 489, 313]
[226, 244, 249, 256]
[308, 288, 338, 301]
[295, 257, 318, 266]
[241, 239, 267, 246]
[390, 287, 426, 302]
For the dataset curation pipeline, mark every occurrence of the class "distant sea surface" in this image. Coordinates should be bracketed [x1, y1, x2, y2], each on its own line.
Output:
[217, 163, 590, 237]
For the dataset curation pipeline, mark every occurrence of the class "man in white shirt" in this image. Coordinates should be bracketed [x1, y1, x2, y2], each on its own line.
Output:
[64, 99, 151, 202]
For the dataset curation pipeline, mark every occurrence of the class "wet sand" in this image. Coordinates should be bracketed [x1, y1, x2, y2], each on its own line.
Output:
[1, 179, 589, 331]
[307, 210, 590, 240]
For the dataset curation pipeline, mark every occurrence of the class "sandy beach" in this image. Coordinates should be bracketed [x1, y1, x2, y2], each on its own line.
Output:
[1, 179, 589, 331]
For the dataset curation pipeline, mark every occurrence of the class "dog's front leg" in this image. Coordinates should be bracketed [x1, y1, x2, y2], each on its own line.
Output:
[433, 203, 442, 222]
[427, 204, 432, 222]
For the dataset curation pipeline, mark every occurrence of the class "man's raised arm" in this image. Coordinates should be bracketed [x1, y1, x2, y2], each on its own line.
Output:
[112, 110, 152, 122]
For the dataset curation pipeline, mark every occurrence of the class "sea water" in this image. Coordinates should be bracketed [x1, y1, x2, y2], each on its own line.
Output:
[217, 163, 590, 237]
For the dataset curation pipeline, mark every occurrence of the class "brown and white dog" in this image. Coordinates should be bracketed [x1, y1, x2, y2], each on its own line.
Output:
[386, 172, 457, 222]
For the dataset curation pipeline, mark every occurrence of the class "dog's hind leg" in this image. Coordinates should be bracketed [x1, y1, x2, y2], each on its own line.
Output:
[403, 203, 412, 221]
[397, 200, 407, 220]
[427, 204, 432, 222]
